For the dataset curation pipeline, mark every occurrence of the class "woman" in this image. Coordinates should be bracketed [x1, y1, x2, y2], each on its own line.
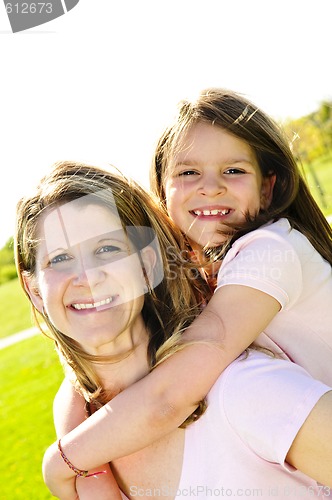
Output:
[16, 161, 332, 498]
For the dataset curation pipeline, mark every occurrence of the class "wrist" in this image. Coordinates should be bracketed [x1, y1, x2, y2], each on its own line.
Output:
[43, 440, 76, 489]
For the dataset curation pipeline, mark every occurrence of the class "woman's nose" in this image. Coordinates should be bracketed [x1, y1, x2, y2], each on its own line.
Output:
[72, 255, 106, 288]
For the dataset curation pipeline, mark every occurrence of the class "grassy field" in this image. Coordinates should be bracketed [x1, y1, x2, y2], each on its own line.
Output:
[0, 279, 33, 338]
[0, 334, 63, 499]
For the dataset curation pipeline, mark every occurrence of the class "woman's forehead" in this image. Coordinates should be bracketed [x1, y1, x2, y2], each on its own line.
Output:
[39, 198, 124, 251]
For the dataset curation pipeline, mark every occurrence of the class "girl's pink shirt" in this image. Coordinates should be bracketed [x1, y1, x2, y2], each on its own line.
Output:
[216, 218, 332, 385]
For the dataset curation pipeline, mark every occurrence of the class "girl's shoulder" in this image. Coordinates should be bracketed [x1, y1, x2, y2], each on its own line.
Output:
[234, 218, 312, 254]
[249, 217, 292, 238]
[210, 350, 331, 463]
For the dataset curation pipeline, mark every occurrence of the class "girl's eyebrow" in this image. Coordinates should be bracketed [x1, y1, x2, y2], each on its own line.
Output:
[174, 157, 255, 167]
[174, 159, 197, 166]
[223, 158, 255, 166]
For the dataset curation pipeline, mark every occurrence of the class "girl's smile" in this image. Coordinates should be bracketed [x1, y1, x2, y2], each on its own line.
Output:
[164, 121, 274, 250]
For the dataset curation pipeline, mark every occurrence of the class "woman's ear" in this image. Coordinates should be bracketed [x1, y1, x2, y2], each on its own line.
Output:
[22, 273, 44, 313]
[140, 246, 157, 293]
[260, 173, 276, 210]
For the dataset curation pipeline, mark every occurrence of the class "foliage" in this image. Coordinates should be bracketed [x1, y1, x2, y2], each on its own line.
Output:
[0, 237, 17, 285]
[284, 100, 332, 163]
[0, 334, 63, 499]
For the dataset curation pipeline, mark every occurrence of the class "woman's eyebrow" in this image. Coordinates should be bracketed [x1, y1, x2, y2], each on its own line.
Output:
[97, 237, 124, 245]
[40, 247, 68, 262]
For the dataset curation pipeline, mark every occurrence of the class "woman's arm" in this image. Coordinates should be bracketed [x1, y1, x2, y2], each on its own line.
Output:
[286, 390, 332, 487]
[43, 285, 280, 493]
[51, 378, 123, 500]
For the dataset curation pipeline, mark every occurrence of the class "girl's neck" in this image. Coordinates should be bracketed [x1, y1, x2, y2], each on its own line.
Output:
[188, 243, 221, 287]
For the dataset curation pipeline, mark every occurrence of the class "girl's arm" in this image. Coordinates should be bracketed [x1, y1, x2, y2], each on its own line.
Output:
[51, 378, 123, 500]
[43, 285, 280, 493]
[286, 390, 332, 487]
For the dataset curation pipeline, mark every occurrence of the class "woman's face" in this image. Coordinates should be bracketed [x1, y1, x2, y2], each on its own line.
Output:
[28, 199, 150, 356]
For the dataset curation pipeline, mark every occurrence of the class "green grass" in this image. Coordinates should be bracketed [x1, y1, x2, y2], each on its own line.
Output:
[0, 334, 63, 499]
[0, 279, 33, 339]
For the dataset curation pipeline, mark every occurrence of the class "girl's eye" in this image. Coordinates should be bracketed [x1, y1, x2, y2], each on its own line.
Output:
[224, 168, 245, 175]
[178, 170, 199, 177]
[50, 253, 72, 265]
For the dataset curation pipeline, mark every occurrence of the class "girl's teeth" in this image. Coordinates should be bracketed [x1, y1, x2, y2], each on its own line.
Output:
[72, 297, 113, 310]
[194, 209, 230, 216]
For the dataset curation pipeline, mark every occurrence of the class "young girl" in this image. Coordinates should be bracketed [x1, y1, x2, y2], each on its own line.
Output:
[16, 161, 332, 499]
[150, 87, 332, 383]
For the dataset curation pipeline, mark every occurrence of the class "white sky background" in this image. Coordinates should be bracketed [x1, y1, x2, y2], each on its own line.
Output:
[0, 0, 331, 247]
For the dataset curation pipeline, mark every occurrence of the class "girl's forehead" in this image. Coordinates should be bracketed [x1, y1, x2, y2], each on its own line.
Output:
[39, 199, 124, 251]
[173, 122, 255, 163]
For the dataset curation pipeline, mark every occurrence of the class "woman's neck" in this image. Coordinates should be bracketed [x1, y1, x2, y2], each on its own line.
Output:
[92, 321, 150, 396]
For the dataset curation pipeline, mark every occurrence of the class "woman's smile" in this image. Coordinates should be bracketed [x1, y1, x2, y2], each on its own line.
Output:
[69, 294, 118, 311]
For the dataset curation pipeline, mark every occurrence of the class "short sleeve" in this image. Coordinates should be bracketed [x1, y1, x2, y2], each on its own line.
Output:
[221, 351, 331, 467]
[216, 226, 303, 309]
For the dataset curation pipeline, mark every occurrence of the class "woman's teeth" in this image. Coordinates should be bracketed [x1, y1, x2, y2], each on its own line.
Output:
[72, 297, 113, 310]
[193, 209, 230, 216]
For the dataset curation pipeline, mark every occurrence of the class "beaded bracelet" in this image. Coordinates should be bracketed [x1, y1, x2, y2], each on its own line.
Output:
[58, 439, 107, 478]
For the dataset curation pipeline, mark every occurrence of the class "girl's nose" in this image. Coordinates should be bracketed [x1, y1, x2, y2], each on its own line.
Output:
[198, 170, 226, 197]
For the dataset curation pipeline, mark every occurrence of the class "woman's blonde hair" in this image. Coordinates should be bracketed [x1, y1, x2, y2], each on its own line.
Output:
[15, 161, 209, 425]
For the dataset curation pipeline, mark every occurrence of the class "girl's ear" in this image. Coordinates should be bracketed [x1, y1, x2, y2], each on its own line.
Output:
[260, 173, 276, 210]
[22, 274, 44, 313]
[140, 246, 157, 293]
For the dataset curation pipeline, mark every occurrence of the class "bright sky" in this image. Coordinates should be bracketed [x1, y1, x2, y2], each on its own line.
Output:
[0, 0, 331, 247]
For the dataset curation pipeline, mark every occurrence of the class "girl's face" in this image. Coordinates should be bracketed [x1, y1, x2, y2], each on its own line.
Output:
[164, 122, 275, 250]
[26, 200, 152, 356]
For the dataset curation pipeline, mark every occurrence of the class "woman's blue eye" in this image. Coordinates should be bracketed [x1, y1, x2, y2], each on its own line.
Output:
[97, 245, 122, 254]
[50, 254, 71, 265]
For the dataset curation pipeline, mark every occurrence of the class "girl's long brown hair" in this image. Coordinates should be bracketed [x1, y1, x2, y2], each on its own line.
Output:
[151, 88, 332, 264]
